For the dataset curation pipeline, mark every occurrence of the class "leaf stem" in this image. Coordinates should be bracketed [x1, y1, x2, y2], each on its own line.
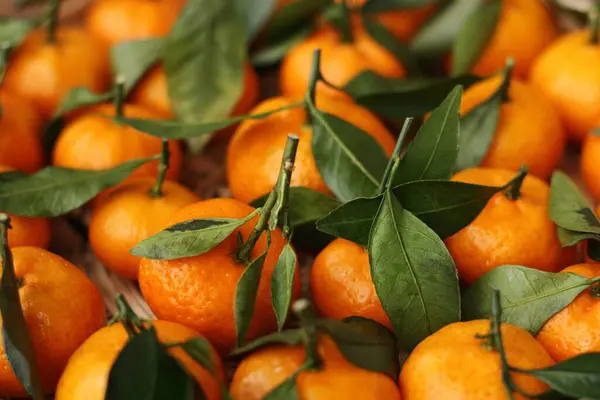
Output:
[590, 3, 600, 45]
[339, 0, 354, 43]
[46, 0, 61, 44]
[378, 117, 414, 194]
[148, 139, 169, 198]
[304, 49, 322, 126]
[107, 293, 146, 337]
[237, 135, 300, 263]
[293, 299, 323, 370]
[499, 57, 514, 103]
[503, 165, 528, 201]
[114, 75, 126, 120]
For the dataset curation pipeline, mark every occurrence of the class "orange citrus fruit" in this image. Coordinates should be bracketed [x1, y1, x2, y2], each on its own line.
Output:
[580, 131, 600, 202]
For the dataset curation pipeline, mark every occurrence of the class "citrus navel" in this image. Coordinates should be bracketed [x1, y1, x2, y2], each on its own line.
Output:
[226, 95, 395, 203]
[399, 320, 554, 400]
[55, 320, 225, 400]
[460, 75, 565, 180]
[138, 198, 301, 355]
[444, 167, 563, 284]
[536, 263, 600, 362]
[0, 247, 105, 397]
[230, 335, 401, 400]
[89, 178, 200, 280]
[52, 103, 183, 181]
[580, 131, 600, 202]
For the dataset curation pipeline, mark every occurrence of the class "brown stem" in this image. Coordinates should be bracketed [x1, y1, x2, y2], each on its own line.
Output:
[148, 139, 170, 198]
[503, 166, 528, 201]
[293, 299, 323, 370]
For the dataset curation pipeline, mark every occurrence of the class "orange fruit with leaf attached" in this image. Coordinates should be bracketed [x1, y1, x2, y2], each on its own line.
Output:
[55, 320, 225, 400]
[400, 320, 554, 400]
[444, 167, 563, 284]
[226, 94, 395, 203]
[3, 28, 110, 119]
[52, 103, 183, 181]
[580, 131, 600, 202]
[536, 263, 600, 362]
[460, 75, 565, 180]
[311, 238, 390, 329]
[0, 247, 105, 397]
[89, 178, 200, 280]
[530, 30, 600, 142]
[138, 198, 301, 355]
[230, 335, 401, 400]
[85, 0, 188, 47]
[280, 23, 405, 101]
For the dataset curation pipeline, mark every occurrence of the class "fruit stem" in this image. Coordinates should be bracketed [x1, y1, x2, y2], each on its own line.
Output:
[339, 0, 354, 43]
[236, 135, 300, 263]
[378, 117, 414, 194]
[590, 4, 600, 45]
[499, 58, 514, 103]
[591, 278, 600, 298]
[503, 165, 528, 201]
[114, 75, 126, 120]
[293, 299, 323, 370]
[108, 293, 146, 337]
[148, 139, 170, 198]
[46, 0, 61, 44]
[304, 49, 322, 126]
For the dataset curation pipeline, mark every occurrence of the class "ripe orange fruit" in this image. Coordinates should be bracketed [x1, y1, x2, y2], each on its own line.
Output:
[460, 75, 565, 180]
[0, 247, 105, 397]
[536, 263, 600, 362]
[399, 320, 554, 400]
[311, 238, 390, 329]
[530, 30, 600, 142]
[464, 0, 556, 78]
[85, 0, 187, 47]
[138, 198, 301, 355]
[230, 335, 401, 400]
[226, 95, 395, 203]
[52, 104, 183, 181]
[280, 23, 405, 100]
[444, 167, 563, 284]
[351, 4, 435, 43]
[89, 178, 200, 280]
[3, 28, 110, 119]
[580, 132, 600, 202]
[55, 320, 225, 400]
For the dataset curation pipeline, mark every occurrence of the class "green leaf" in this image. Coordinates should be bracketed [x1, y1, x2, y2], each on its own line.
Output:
[556, 227, 597, 248]
[0, 18, 35, 48]
[0, 157, 156, 217]
[235, 248, 269, 346]
[526, 353, 600, 399]
[177, 338, 216, 374]
[588, 240, 600, 262]
[164, 0, 246, 153]
[462, 266, 593, 334]
[411, 0, 483, 58]
[451, 0, 501, 76]
[263, 371, 301, 400]
[152, 351, 197, 400]
[263, 0, 331, 43]
[53, 87, 115, 118]
[309, 107, 389, 202]
[319, 318, 400, 379]
[111, 38, 164, 94]
[345, 71, 481, 119]
[368, 190, 460, 349]
[234, 0, 278, 41]
[316, 196, 380, 246]
[395, 85, 463, 184]
[0, 171, 27, 182]
[363, 0, 439, 13]
[0, 222, 45, 399]
[251, 25, 313, 67]
[131, 209, 260, 260]
[229, 328, 304, 357]
[271, 242, 297, 331]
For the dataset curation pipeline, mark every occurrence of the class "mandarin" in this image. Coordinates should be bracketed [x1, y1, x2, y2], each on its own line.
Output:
[580, 132, 600, 202]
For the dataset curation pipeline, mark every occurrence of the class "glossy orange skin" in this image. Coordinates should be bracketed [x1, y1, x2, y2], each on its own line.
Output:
[230, 335, 401, 400]
[400, 320, 553, 400]
[580, 132, 600, 202]
[85, 0, 187, 47]
[537, 264, 600, 362]
[445, 168, 563, 284]
[311, 238, 390, 328]
[531, 30, 600, 142]
[89, 178, 199, 280]
[3, 28, 110, 119]
[139, 198, 302, 355]
[0, 247, 105, 396]
[52, 104, 183, 181]
[280, 24, 405, 101]
[55, 320, 225, 400]
[460, 76, 565, 180]
[226, 95, 395, 203]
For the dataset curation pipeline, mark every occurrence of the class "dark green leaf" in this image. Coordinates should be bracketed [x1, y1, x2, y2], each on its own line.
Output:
[0, 157, 156, 217]
[229, 329, 304, 357]
[235, 247, 269, 346]
[177, 338, 216, 374]
[411, 0, 483, 58]
[234, 0, 278, 41]
[271, 242, 297, 331]
[111, 38, 164, 94]
[526, 353, 600, 399]
[309, 106, 389, 201]
[363, 0, 439, 13]
[152, 350, 197, 400]
[164, 0, 246, 153]
[263, 371, 301, 400]
[316, 196, 380, 246]
[451, 0, 501, 76]
[463, 266, 593, 334]
[0, 171, 27, 182]
[263, 0, 331, 42]
[395, 85, 462, 184]
[588, 240, 600, 262]
[53, 87, 115, 118]
[368, 190, 460, 349]
[556, 227, 597, 248]
[131, 209, 260, 260]
[42, 117, 64, 158]
[0, 18, 35, 48]
[252, 25, 313, 67]
[0, 222, 44, 399]
[549, 171, 600, 236]
[319, 318, 399, 379]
